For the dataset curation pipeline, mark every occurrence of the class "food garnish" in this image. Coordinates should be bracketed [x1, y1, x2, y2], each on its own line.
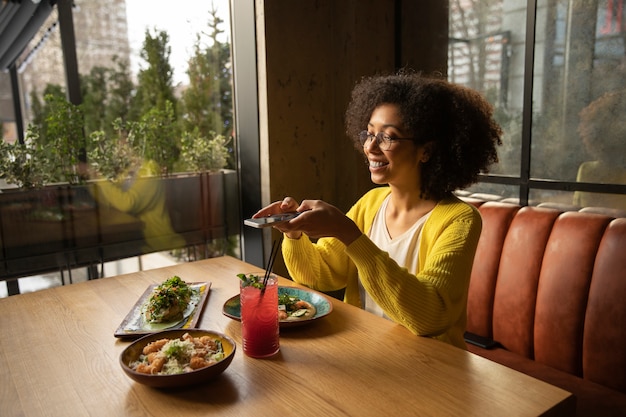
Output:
[145, 276, 194, 323]
[278, 293, 316, 320]
[130, 332, 225, 375]
[237, 273, 265, 289]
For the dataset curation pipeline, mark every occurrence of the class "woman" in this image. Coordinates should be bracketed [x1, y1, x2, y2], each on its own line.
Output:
[254, 72, 502, 348]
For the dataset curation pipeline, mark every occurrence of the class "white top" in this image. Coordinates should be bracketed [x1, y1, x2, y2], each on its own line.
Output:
[359, 195, 431, 318]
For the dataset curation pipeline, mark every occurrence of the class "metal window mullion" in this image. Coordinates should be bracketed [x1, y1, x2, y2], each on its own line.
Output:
[519, 0, 539, 206]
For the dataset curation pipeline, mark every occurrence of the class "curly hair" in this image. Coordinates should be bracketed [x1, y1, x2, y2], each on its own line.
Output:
[344, 72, 502, 200]
[578, 89, 626, 166]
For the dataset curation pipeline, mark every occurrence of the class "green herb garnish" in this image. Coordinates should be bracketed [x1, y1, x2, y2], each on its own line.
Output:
[278, 293, 302, 312]
[237, 273, 265, 289]
[145, 276, 193, 323]
[278, 293, 295, 307]
[163, 339, 193, 360]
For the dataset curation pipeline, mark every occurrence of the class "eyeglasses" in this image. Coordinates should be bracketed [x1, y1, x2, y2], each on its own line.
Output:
[358, 130, 414, 150]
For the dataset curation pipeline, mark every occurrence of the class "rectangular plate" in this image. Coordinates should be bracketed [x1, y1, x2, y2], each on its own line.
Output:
[114, 281, 211, 338]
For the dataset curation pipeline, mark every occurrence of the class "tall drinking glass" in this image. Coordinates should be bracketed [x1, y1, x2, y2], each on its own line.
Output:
[240, 275, 280, 358]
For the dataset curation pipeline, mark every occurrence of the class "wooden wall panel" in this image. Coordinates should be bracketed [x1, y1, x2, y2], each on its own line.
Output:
[256, 0, 448, 276]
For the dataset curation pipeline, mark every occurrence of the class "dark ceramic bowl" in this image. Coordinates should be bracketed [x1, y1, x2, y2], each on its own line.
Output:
[119, 329, 236, 388]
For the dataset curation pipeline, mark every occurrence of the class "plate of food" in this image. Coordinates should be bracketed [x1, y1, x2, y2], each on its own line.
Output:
[114, 276, 210, 338]
[222, 285, 333, 328]
[119, 329, 236, 388]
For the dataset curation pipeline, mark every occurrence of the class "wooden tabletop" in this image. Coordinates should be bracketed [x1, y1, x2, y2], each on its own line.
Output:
[0, 256, 574, 417]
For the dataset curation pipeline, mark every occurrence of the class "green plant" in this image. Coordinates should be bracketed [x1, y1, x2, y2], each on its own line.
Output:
[179, 6, 234, 170]
[81, 57, 135, 138]
[7, 15, 234, 189]
[44, 94, 86, 184]
[0, 127, 52, 188]
[132, 29, 177, 119]
[180, 129, 230, 173]
[129, 100, 180, 175]
[86, 120, 140, 182]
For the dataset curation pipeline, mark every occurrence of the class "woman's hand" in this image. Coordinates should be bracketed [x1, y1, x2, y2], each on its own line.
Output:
[252, 197, 303, 239]
[253, 198, 362, 245]
[253, 197, 300, 218]
[278, 199, 362, 246]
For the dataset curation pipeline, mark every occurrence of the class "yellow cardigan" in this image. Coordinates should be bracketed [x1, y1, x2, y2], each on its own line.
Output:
[282, 187, 482, 348]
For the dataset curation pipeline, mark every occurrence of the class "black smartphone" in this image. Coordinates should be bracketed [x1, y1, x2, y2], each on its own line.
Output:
[463, 332, 500, 349]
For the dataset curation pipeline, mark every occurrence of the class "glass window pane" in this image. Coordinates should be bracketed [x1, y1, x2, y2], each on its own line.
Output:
[1, 0, 238, 289]
[531, 0, 626, 202]
[448, 0, 525, 178]
[573, 189, 626, 211]
[463, 183, 520, 203]
[529, 189, 577, 208]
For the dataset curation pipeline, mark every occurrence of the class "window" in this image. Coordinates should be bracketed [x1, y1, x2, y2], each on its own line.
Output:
[449, 0, 626, 212]
[0, 0, 238, 296]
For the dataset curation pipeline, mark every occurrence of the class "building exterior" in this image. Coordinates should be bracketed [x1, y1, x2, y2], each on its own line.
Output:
[0, 0, 130, 139]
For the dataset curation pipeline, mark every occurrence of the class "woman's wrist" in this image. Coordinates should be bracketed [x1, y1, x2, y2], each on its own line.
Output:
[338, 223, 363, 246]
[285, 231, 302, 240]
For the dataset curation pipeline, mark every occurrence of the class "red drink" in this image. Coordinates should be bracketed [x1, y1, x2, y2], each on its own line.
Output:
[240, 275, 280, 358]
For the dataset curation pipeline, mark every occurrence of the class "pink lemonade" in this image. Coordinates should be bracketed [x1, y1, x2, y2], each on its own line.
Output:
[240, 276, 280, 358]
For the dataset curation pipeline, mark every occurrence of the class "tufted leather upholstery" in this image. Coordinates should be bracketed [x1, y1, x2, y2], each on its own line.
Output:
[464, 201, 626, 417]
[583, 218, 626, 392]
[466, 202, 520, 338]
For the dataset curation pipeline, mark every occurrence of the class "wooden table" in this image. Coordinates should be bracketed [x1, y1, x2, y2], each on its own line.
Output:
[0, 256, 575, 417]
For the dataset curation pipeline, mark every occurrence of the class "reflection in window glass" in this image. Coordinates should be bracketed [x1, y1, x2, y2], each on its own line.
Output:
[463, 183, 519, 203]
[449, 0, 626, 211]
[529, 189, 577, 208]
[533, 0, 626, 210]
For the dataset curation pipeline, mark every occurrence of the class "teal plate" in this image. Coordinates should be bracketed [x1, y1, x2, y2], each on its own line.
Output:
[222, 286, 333, 328]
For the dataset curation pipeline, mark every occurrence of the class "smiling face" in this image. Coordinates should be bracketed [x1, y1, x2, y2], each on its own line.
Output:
[364, 104, 428, 189]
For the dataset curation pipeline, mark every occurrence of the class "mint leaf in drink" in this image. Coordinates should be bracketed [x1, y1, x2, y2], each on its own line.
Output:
[237, 273, 265, 289]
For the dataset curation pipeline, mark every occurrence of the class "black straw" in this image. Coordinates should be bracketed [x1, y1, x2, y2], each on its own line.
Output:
[263, 237, 282, 289]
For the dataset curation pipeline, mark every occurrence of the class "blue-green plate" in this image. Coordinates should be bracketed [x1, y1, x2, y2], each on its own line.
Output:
[222, 286, 333, 328]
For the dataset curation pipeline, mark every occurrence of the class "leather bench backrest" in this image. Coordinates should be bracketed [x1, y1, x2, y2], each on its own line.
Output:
[533, 212, 612, 376]
[582, 218, 626, 392]
[466, 202, 519, 338]
[492, 206, 559, 358]
[467, 202, 626, 393]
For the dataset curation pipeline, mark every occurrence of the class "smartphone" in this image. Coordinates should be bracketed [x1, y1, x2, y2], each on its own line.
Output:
[463, 332, 500, 350]
[244, 212, 300, 228]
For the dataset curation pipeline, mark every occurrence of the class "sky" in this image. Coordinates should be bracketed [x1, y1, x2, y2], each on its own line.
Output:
[124, 0, 230, 86]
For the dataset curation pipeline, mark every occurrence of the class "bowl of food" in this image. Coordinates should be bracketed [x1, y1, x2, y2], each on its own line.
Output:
[119, 329, 236, 388]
